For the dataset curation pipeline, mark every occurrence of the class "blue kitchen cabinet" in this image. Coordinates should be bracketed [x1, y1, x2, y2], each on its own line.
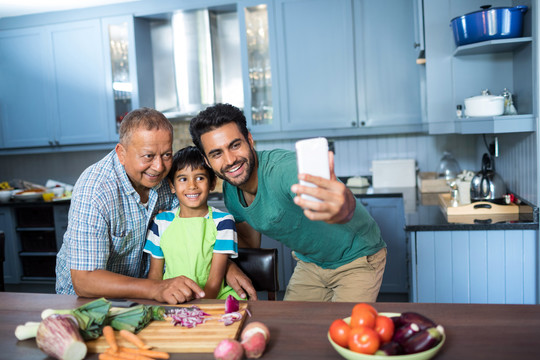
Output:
[248, 0, 423, 140]
[0, 19, 114, 150]
[409, 229, 538, 304]
[274, 0, 356, 132]
[360, 196, 408, 294]
[0, 27, 53, 148]
[353, 0, 423, 130]
[423, 0, 535, 134]
[0, 207, 20, 284]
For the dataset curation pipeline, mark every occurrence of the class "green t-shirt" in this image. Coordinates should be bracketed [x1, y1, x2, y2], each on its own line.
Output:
[223, 149, 386, 269]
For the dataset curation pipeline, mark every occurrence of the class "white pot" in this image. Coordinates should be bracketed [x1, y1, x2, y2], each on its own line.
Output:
[464, 94, 504, 117]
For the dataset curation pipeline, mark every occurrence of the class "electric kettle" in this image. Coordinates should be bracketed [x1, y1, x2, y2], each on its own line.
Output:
[470, 153, 506, 204]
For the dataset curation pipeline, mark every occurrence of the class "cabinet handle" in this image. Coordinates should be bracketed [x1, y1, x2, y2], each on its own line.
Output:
[48, 140, 54, 146]
[361, 201, 368, 207]
[54, 140, 60, 146]
[414, 42, 421, 48]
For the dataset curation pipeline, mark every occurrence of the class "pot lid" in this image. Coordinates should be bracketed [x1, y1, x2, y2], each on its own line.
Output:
[450, 5, 528, 22]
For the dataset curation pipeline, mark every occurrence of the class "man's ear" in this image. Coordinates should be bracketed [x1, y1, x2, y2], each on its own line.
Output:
[248, 132, 255, 148]
[115, 143, 126, 165]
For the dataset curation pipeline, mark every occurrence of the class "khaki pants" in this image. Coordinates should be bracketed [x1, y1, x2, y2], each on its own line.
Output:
[284, 248, 387, 302]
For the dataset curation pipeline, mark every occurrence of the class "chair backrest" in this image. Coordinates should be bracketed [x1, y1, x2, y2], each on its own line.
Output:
[232, 248, 279, 300]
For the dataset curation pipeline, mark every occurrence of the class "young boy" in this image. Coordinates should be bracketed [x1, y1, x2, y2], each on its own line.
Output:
[143, 146, 240, 299]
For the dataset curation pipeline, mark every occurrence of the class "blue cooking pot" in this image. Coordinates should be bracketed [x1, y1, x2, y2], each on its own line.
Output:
[450, 5, 528, 47]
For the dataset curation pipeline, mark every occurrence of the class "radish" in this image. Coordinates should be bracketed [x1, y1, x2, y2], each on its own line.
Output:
[213, 339, 244, 360]
[242, 332, 266, 358]
[240, 321, 270, 358]
[36, 314, 87, 360]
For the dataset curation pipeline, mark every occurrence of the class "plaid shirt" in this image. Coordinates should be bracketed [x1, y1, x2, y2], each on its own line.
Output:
[55, 150, 176, 294]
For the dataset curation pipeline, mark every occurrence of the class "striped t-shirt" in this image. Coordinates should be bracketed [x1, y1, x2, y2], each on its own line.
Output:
[143, 206, 238, 259]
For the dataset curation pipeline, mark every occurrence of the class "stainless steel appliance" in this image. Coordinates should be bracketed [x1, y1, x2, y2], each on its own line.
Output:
[470, 153, 506, 204]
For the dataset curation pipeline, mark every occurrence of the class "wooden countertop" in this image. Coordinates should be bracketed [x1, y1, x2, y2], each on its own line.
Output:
[2, 292, 540, 359]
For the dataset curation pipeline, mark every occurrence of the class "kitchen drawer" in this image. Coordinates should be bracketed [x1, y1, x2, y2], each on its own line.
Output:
[15, 206, 54, 227]
[20, 255, 56, 278]
[19, 230, 56, 252]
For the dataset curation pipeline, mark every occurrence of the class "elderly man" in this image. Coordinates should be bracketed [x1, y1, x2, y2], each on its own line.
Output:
[56, 107, 256, 303]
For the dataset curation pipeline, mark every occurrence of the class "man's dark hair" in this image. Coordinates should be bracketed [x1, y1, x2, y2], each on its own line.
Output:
[189, 103, 249, 155]
[167, 146, 216, 185]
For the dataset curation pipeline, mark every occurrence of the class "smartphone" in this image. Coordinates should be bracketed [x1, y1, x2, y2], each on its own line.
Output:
[295, 137, 330, 202]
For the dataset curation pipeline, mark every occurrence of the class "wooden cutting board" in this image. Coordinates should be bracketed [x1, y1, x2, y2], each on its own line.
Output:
[86, 302, 248, 353]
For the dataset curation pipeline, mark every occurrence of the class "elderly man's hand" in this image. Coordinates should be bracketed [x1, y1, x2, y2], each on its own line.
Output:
[154, 276, 205, 304]
[291, 151, 356, 224]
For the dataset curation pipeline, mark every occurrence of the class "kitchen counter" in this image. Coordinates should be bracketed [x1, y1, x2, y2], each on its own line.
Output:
[2, 292, 540, 359]
[353, 186, 538, 231]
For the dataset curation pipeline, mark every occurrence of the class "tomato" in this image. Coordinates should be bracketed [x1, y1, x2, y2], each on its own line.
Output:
[329, 319, 351, 348]
[351, 303, 378, 317]
[350, 309, 376, 329]
[374, 315, 395, 344]
[348, 325, 380, 355]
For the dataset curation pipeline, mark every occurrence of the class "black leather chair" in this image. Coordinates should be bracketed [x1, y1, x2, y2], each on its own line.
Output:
[232, 248, 279, 300]
[0, 231, 5, 292]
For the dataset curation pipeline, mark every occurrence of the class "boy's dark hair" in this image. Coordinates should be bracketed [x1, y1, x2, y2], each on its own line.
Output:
[189, 103, 249, 155]
[167, 146, 216, 184]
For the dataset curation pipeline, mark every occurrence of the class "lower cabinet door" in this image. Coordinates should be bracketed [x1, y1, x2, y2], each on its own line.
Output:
[410, 230, 538, 304]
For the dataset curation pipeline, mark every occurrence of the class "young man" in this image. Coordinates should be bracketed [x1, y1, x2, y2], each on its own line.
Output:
[189, 103, 387, 302]
[56, 107, 256, 303]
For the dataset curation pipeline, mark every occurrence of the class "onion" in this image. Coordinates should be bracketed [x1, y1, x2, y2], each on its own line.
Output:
[220, 312, 243, 326]
[167, 306, 210, 328]
[225, 295, 240, 314]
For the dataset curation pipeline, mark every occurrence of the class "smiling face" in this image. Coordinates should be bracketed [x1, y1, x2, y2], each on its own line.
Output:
[170, 165, 215, 217]
[116, 127, 173, 200]
[199, 122, 257, 191]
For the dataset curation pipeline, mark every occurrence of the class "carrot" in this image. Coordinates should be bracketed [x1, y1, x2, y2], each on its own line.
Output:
[99, 353, 124, 360]
[119, 346, 170, 359]
[119, 329, 152, 350]
[103, 325, 118, 353]
[103, 349, 154, 360]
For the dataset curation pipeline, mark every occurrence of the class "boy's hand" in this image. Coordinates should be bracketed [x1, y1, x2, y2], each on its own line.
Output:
[154, 276, 205, 304]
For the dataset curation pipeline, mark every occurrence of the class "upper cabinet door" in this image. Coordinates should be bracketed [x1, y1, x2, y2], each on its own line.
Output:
[275, 0, 357, 131]
[354, 0, 422, 129]
[0, 27, 54, 148]
[48, 19, 112, 145]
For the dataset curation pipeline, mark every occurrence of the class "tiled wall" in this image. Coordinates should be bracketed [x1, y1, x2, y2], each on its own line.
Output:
[0, 130, 536, 205]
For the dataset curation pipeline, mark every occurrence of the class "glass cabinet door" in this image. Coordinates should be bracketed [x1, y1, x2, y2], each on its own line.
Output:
[102, 16, 137, 135]
[239, 1, 280, 133]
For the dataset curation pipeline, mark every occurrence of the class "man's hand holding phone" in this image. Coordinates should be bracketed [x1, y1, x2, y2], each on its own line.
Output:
[292, 138, 356, 224]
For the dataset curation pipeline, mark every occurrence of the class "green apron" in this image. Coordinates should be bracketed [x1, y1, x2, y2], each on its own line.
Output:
[160, 206, 239, 300]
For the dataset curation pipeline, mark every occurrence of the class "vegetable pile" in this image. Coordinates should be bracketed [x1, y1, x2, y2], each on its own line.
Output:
[328, 303, 444, 356]
[214, 321, 270, 360]
[100, 325, 170, 360]
[15, 298, 166, 360]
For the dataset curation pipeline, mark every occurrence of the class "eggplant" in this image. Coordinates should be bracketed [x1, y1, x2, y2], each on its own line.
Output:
[390, 316, 403, 329]
[392, 322, 420, 344]
[399, 312, 437, 331]
[374, 341, 403, 356]
[401, 325, 444, 354]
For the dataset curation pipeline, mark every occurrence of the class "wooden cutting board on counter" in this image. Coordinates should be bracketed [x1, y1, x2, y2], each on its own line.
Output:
[438, 193, 519, 215]
[86, 302, 248, 353]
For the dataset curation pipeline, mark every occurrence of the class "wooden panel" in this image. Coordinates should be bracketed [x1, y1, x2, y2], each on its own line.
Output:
[413, 230, 538, 304]
[87, 303, 248, 353]
[469, 231, 487, 303]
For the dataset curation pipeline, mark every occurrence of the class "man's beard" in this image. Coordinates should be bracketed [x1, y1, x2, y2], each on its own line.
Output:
[216, 148, 256, 188]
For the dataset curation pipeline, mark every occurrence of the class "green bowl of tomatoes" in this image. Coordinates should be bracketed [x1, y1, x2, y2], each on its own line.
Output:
[328, 304, 445, 360]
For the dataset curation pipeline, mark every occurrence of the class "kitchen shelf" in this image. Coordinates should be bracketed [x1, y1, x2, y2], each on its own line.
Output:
[453, 37, 532, 56]
[456, 114, 535, 134]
